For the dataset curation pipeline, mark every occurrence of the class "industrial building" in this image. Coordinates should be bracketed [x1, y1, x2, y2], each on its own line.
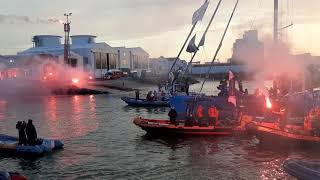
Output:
[115, 46, 150, 72]
[17, 35, 149, 79]
[149, 56, 187, 76]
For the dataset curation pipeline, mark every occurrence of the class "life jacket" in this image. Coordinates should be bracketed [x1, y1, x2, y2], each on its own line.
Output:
[196, 105, 204, 119]
[208, 106, 219, 118]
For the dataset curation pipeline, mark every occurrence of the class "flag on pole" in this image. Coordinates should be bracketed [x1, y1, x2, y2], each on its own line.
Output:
[192, 0, 209, 25]
[186, 35, 198, 53]
[228, 70, 236, 106]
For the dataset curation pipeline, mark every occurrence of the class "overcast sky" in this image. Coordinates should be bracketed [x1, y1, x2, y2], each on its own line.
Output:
[0, 0, 319, 62]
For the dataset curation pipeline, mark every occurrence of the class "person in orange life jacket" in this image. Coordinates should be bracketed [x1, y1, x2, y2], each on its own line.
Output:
[168, 107, 178, 125]
[208, 106, 219, 126]
[196, 105, 205, 126]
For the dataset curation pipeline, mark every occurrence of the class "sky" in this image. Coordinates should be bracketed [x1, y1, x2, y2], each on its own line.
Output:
[0, 0, 319, 63]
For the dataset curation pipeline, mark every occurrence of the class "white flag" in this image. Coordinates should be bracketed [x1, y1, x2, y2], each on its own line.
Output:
[192, 0, 209, 25]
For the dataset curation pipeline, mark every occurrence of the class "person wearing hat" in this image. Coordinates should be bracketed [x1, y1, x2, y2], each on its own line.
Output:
[168, 107, 178, 125]
[26, 119, 37, 145]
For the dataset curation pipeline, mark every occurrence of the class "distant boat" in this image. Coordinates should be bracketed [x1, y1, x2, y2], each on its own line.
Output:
[121, 97, 169, 107]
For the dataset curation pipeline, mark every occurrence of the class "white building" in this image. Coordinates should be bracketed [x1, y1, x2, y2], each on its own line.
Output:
[18, 35, 118, 79]
[18, 35, 150, 79]
[150, 56, 187, 76]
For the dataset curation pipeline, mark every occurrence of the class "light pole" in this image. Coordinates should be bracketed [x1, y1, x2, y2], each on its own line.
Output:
[63, 13, 72, 65]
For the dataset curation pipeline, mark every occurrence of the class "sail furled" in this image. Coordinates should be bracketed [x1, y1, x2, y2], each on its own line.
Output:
[192, 0, 210, 25]
[186, 35, 198, 53]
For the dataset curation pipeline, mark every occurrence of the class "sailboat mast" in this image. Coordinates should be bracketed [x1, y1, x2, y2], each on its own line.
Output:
[168, 21, 198, 78]
[274, 0, 279, 43]
[183, 0, 223, 76]
[199, 0, 239, 93]
[168, 0, 209, 79]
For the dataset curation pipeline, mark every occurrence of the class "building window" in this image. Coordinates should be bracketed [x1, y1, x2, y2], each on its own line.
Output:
[70, 58, 77, 67]
[94, 52, 101, 69]
[101, 53, 107, 69]
[109, 54, 117, 69]
[83, 57, 89, 65]
[133, 55, 139, 69]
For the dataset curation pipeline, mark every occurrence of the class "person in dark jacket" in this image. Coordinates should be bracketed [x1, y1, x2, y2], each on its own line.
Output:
[16, 121, 27, 145]
[135, 89, 140, 100]
[168, 107, 178, 125]
[26, 119, 37, 145]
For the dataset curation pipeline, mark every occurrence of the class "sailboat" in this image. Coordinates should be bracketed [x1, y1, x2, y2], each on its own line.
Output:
[122, 0, 210, 107]
[133, 0, 256, 136]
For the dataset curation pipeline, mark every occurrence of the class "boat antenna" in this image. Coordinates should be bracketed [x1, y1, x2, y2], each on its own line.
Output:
[182, 0, 223, 77]
[199, 0, 239, 93]
[167, 0, 209, 79]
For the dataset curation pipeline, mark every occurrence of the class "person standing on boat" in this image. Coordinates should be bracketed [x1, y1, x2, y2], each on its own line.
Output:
[16, 121, 27, 145]
[146, 91, 152, 101]
[135, 89, 140, 100]
[26, 119, 37, 146]
[153, 90, 158, 101]
[168, 107, 178, 125]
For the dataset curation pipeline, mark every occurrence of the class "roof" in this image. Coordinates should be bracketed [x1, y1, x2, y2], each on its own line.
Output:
[126, 47, 149, 56]
[33, 35, 62, 38]
[18, 42, 117, 55]
[71, 35, 97, 38]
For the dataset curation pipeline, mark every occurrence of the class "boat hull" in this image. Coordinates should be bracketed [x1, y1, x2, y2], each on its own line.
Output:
[284, 159, 320, 180]
[251, 123, 320, 146]
[0, 134, 64, 156]
[121, 97, 169, 107]
[133, 117, 244, 136]
[0, 170, 28, 180]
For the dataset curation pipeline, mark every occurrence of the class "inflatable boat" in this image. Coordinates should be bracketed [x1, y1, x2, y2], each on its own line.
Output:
[0, 134, 64, 156]
[0, 170, 28, 180]
[284, 159, 320, 179]
[121, 97, 169, 107]
[133, 117, 251, 136]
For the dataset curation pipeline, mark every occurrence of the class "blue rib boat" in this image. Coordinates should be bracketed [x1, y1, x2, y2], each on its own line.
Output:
[121, 97, 169, 107]
[0, 134, 63, 156]
[284, 159, 320, 179]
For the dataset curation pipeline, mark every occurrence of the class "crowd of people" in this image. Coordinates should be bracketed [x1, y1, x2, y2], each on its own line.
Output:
[135, 89, 167, 101]
[16, 119, 38, 146]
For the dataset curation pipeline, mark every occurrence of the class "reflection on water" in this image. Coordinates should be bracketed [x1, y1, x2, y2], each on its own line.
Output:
[0, 94, 316, 179]
[0, 95, 99, 139]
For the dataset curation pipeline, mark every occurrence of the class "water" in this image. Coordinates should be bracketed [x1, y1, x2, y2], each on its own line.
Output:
[0, 83, 318, 179]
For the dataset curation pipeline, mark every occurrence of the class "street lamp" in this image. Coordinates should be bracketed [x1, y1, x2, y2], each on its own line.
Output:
[63, 13, 72, 65]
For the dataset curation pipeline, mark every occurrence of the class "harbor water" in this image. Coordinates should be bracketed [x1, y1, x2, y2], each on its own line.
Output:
[0, 81, 319, 179]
